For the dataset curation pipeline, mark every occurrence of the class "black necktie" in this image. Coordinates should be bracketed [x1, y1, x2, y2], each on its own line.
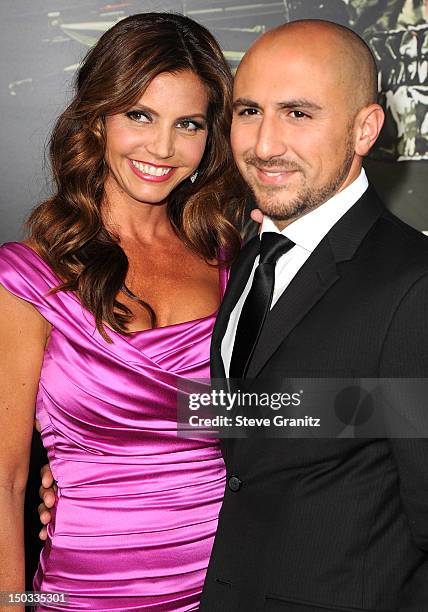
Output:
[229, 232, 295, 379]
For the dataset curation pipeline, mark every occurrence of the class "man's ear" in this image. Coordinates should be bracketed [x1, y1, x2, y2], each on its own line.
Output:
[354, 104, 385, 156]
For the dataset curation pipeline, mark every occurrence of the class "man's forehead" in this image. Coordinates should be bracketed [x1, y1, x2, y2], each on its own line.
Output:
[233, 39, 345, 104]
[234, 56, 327, 101]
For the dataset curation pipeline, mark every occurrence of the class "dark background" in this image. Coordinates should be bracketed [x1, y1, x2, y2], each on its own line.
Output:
[0, 0, 426, 591]
[1, 0, 427, 242]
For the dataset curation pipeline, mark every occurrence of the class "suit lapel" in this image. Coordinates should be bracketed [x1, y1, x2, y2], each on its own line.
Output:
[244, 186, 385, 378]
[211, 236, 260, 378]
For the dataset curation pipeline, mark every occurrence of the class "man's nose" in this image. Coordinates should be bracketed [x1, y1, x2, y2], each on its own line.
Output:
[254, 115, 287, 161]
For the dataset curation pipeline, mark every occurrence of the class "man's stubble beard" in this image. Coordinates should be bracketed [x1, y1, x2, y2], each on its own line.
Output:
[246, 137, 355, 222]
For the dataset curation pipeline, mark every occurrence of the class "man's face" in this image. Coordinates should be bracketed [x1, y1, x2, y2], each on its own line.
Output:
[231, 36, 360, 223]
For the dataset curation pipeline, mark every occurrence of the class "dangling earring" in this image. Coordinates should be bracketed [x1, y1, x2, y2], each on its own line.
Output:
[190, 170, 198, 183]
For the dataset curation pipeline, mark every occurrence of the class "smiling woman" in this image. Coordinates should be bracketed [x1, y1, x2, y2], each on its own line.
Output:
[0, 12, 246, 612]
[104, 71, 209, 210]
[25, 11, 245, 335]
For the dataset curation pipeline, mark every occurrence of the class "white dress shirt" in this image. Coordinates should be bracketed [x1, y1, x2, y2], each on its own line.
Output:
[221, 169, 369, 376]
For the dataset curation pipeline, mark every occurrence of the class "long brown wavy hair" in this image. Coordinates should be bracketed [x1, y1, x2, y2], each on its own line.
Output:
[28, 12, 246, 339]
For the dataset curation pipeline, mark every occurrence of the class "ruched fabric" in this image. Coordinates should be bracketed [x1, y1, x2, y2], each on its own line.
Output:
[0, 242, 227, 611]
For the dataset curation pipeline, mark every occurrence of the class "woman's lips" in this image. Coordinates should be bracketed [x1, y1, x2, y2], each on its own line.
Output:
[128, 159, 177, 183]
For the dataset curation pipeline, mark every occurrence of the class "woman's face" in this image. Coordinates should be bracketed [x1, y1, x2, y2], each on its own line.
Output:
[104, 70, 209, 207]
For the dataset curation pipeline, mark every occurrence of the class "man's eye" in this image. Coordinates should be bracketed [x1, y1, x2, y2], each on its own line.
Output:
[239, 108, 260, 116]
[290, 110, 308, 119]
[125, 110, 151, 123]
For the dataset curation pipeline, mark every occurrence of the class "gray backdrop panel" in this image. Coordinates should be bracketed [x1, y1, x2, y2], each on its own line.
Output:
[1, 0, 427, 241]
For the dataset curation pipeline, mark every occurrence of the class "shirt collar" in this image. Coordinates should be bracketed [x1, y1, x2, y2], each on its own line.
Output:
[260, 169, 369, 253]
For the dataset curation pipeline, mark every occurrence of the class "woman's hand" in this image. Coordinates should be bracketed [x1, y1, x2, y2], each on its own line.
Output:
[38, 464, 56, 540]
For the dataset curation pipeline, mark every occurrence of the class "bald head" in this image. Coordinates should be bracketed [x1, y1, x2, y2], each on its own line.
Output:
[239, 19, 378, 114]
[231, 18, 384, 226]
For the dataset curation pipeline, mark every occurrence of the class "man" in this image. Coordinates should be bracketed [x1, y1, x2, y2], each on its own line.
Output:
[200, 20, 428, 612]
[39, 19, 428, 611]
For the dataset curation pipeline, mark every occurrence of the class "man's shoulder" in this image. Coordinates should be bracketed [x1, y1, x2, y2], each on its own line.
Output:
[379, 206, 428, 242]
[356, 203, 428, 300]
[331, 185, 428, 292]
[375, 207, 428, 263]
[358, 185, 428, 257]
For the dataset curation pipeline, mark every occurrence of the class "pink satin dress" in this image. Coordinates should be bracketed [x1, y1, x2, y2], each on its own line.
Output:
[0, 242, 227, 611]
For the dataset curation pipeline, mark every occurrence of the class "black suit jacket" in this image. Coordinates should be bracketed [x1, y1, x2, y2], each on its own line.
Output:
[200, 187, 428, 612]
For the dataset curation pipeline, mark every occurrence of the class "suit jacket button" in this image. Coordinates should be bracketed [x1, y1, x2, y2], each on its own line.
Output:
[228, 476, 242, 492]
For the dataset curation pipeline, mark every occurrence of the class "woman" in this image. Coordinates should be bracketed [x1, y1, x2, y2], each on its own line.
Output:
[0, 13, 245, 611]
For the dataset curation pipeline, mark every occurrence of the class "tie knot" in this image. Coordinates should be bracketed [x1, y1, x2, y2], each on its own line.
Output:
[259, 232, 294, 265]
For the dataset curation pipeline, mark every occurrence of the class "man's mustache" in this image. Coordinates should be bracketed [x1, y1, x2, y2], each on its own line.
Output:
[244, 156, 304, 173]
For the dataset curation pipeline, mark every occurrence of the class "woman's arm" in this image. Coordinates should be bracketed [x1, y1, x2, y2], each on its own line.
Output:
[0, 285, 49, 611]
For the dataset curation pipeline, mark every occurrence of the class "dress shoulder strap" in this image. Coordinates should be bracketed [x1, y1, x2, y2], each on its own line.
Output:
[0, 242, 83, 328]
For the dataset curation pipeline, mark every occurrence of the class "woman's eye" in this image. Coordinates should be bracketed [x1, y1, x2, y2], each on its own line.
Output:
[177, 119, 204, 132]
[125, 110, 151, 123]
